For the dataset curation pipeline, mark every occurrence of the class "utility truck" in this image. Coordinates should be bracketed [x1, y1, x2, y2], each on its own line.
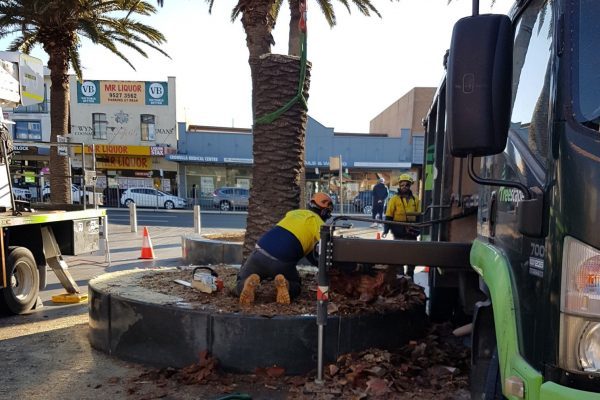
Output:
[0, 52, 106, 315]
[316, 0, 600, 398]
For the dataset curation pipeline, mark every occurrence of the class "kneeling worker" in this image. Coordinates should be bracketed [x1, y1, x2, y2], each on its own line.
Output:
[237, 193, 334, 305]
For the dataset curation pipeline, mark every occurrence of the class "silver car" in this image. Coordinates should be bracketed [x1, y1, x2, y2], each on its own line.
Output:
[212, 187, 249, 211]
[121, 187, 187, 209]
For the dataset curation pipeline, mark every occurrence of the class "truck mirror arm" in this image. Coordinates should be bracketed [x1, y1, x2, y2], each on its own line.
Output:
[467, 154, 532, 200]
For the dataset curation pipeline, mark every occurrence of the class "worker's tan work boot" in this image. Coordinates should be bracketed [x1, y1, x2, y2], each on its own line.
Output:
[274, 274, 290, 304]
[239, 274, 260, 306]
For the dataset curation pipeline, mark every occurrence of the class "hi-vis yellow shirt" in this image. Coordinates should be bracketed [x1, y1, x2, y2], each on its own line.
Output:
[385, 194, 421, 222]
[277, 209, 324, 255]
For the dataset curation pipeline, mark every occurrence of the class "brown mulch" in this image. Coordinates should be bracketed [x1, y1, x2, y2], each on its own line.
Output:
[131, 265, 470, 399]
[130, 322, 470, 400]
[137, 265, 426, 317]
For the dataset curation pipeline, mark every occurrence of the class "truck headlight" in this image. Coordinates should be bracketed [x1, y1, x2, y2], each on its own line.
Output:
[562, 237, 600, 317]
[560, 236, 600, 374]
[579, 322, 600, 372]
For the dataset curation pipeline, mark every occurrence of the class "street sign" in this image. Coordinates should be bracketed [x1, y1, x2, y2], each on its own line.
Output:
[329, 156, 340, 171]
[57, 135, 68, 157]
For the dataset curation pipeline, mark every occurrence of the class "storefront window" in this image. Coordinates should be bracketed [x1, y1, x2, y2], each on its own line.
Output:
[141, 114, 156, 141]
[93, 113, 107, 139]
[185, 164, 252, 199]
[14, 120, 42, 141]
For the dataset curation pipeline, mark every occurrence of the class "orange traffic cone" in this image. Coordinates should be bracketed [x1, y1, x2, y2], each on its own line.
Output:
[139, 227, 155, 259]
[376, 232, 381, 240]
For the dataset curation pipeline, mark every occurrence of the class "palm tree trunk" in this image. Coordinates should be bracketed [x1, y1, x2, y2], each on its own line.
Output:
[243, 54, 311, 259]
[288, 0, 301, 56]
[241, 0, 277, 113]
[47, 48, 72, 204]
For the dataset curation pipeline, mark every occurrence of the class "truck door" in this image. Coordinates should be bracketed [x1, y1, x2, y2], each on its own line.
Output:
[477, 0, 554, 370]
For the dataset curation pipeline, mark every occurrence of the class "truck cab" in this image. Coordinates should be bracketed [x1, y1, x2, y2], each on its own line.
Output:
[424, 0, 600, 398]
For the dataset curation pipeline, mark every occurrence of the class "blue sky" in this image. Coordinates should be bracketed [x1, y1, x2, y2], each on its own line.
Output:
[1, 0, 514, 133]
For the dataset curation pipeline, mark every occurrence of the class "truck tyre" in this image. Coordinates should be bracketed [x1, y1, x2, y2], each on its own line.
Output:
[0, 247, 40, 314]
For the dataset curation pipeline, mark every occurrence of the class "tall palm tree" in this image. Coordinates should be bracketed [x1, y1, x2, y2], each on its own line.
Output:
[0, 0, 168, 204]
[160, 0, 385, 258]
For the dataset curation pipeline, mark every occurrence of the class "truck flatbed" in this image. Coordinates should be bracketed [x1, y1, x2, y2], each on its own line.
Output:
[0, 208, 106, 227]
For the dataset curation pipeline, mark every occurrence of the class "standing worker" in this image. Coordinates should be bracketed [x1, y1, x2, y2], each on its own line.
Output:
[382, 174, 421, 278]
[237, 193, 334, 305]
[370, 177, 389, 227]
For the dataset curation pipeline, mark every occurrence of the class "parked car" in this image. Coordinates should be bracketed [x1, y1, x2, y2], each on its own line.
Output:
[42, 184, 104, 205]
[120, 187, 186, 209]
[212, 187, 249, 211]
[12, 187, 32, 201]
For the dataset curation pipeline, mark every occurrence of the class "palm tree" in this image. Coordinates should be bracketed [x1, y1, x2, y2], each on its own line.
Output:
[0, 0, 168, 204]
[159, 0, 385, 258]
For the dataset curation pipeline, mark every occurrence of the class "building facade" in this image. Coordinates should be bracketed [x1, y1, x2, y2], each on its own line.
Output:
[170, 117, 421, 206]
[68, 76, 178, 205]
[5, 67, 52, 200]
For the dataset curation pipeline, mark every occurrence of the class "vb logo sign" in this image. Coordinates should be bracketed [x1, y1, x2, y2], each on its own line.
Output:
[81, 81, 97, 97]
[149, 83, 165, 99]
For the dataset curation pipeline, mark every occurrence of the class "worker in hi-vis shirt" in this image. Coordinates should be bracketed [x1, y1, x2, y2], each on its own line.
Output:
[236, 193, 334, 306]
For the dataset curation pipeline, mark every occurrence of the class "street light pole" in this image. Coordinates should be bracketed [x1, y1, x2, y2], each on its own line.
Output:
[339, 154, 343, 215]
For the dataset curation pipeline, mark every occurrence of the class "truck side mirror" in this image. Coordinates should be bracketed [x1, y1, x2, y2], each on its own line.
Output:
[447, 14, 513, 157]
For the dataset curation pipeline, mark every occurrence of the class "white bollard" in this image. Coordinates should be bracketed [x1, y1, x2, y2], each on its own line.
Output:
[129, 202, 137, 233]
[194, 204, 201, 234]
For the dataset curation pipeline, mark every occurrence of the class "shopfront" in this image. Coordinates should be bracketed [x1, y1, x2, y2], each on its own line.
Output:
[10, 144, 51, 200]
[172, 118, 421, 211]
[73, 144, 178, 206]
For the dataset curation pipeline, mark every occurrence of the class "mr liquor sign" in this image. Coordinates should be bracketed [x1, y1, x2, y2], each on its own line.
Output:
[77, 80, 168, 106]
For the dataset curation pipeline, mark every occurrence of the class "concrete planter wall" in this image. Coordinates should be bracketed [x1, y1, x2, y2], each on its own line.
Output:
[88, 271, 426, 374]
[182, 234, 243, 265]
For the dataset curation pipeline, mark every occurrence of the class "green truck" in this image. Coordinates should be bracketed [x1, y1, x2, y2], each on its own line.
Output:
[318, 0, 600, 398]
[425, 0, 600, 397]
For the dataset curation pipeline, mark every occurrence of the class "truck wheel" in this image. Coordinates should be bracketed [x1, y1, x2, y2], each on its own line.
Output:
[0, 247, 40, 314]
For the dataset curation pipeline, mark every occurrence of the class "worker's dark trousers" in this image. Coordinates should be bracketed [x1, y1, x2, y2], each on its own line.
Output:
[236, 249, 302, 299]
[372, 201, 384, 220]
[391, 232, 418, 278]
